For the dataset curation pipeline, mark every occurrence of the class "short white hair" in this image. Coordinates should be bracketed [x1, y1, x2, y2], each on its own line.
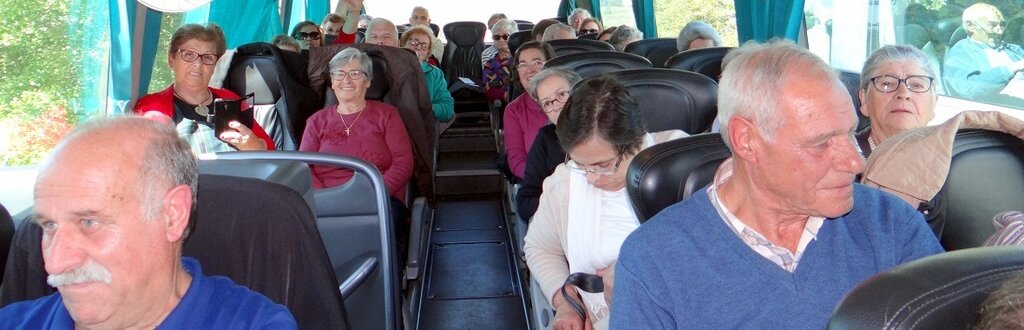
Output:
[570, 8, 591, 20]
[676, 21, 722, 51]
[717, 40, 842, 150]
[608, 25, 643, 51]
[542, 23, 576, 41]
[491, 19, 519, 35]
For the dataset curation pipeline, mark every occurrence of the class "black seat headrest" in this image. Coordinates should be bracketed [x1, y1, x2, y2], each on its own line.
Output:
[623, 38, 679, 68]
[545, 51, 652, 79]
[443, 21, 486, 47]
[508, 30, 532, 54]
[664, 46, 733, 82]
[836, 70, 871, 133]
[598, 68, 718, 134]
[547, 38, 615, 56]
[626, 133, 731, 222]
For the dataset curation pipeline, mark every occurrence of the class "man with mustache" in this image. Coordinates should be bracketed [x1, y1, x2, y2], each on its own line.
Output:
[0, 117, 295, 328]
[610, 40, 943, 328]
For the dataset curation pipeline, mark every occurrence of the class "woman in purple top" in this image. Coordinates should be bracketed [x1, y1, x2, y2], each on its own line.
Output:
[482, 19, 518, 104]
[300, 47, 413, 203]
[502, 41, 556, 181]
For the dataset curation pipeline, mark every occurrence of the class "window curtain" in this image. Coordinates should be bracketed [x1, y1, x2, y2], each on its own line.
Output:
[70, 0, 110, 116]
[734, 0, 806, 43]
[285, 0, 328, 35]
[108, 0, 162, 114]
[558, 0, 577, 18]
[208, 0, 283, 48]
[632, 0, 657, 39]
[304, 0, 329, 25]
[589, 0, 602, 21]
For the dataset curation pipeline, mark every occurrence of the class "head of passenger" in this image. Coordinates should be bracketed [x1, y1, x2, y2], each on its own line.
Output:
[401, 26, 434, 63]
[963, 3, 1006, 48]
[491, 19, 519, 56]
[569, 8, 592, 31]
[358, 14, 372, 29]
[409, 6, 431, 27]
[858, 44, 937, 145]
[321, 13, 344, 38]
[513, 41, 556, 94]
[366, 18, 400, 47]
[168, 23, 226, 93]
[32, 117, 199, 328]
[488, 12, 508, 29]
[542, 23, 577, 41]
[329, 47, 373, 104]
[530, 67, 582, 124]
[578, 18, 603, 36]
[976, 272, 1024, 329]
[532, 19, 560, 42]
[291, 21, 323, 49]
[556, 77, 646, 191]
[598, 26, 618, 42]
[676, 21, 723, 51]
[271, 35, 301, 53]
[608, 25, 643, 51]
[718, 40, 863, 218]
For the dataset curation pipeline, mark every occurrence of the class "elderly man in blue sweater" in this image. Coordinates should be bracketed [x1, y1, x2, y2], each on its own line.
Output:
[610, 40, 943, 328]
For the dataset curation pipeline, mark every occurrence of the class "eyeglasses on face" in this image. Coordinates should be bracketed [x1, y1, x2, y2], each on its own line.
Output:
[565, 150, 624, 176]
[516, 59, 546, 70]
[869, 75, 934, 93]
[493, 34, 510, 41]
[407, 38, 430, 50]
[176, 49, 219, 65]
[330, 69, 367, 81]
[411, 15, 429, 21]
[297, 31, 322, 40]
[541, 89, 570, 113]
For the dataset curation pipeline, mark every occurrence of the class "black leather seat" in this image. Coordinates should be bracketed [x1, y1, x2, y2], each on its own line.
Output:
[925, 129, 1024, 251]
[544, 51, 652, 79]
[547, 38, 614, 56]
[837, 70, 871, 133]
[596, 68, 718, 134]
[515, 20, 534, 31]
[0, 203, 14, 286]
[223, 42, 321, 150]
[324, 49, 391, 106]
[664, 46, 733, 82]
[508, 30, 532, 55]
[441, 21, 487, 86]
[624, 37, 679, 67]
[0, 173, 350, 329]
[828, 246, 1024, 329]
[626, 133, 731, 222]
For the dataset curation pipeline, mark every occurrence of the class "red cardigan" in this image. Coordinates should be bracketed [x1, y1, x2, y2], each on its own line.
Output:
[133, 86, 275, 150]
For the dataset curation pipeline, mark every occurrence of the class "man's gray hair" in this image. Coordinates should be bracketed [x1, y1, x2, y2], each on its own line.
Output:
[570, 8, 591, 20]
[542, 23, 576, 41]
[528, 66, 583, 100]
[859, 44, 936, 92]
[677, 21, 723, 51]
[717, 40, 841, 150]
[608, 25, 643, 51]
[330, 47, 373, 77]
[367, 17, 399, 39]
[491, 19, 519, 35]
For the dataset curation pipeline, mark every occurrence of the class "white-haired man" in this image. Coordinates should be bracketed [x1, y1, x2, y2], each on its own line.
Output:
[610, 40, 942, 328]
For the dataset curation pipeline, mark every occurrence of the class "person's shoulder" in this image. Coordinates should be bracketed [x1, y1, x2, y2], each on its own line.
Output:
[307, 106, 337, 122]
[506, 94, 533, 112]
[0, 293, 67, 328]
[846, 184, 921, 226]
[133, 85, 174, 113]
[193, 274, 297, 328]
[539, 123, 557, 135]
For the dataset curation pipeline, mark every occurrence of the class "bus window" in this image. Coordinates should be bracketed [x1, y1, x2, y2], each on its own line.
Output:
[653, 0, 738, 46]
[600, 0, 636, 29]
[148, 13, 184, 94]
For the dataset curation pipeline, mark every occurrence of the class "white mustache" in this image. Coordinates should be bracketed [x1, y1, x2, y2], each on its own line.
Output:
[47, 259, 112, 287]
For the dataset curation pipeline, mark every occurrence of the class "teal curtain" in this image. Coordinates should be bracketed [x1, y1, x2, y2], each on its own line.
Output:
[632, 0, 657, 38]
[108, 0, 162, 114]
[209, 0, 282, 47]
[285, 0, 306, 35]
[557, 0, 577, 18]
[589, 0, 602, 21]
[305, 0, 330, 23]
[183, 3, 211, 24]
[734, 0, 806, 43]
[69, 0, 109, 117]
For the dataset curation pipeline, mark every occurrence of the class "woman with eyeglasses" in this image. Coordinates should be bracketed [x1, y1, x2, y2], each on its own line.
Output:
[503, 41, 556, 181]
[133, 23, 273, 153]
[524, 76, 686, 329]
[515, 67, 580, 222]
[290, 21, 323, 50]
[401, 26, 454, 122]
[482, 19, 519, 104]
[856, 44, 938, 157]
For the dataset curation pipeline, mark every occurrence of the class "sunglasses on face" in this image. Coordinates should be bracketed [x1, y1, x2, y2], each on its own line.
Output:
[176, 49, 219, 65]
[297, 31, 322, 40]
[493, 34, 510, 41]
[579, 29, 599, 35]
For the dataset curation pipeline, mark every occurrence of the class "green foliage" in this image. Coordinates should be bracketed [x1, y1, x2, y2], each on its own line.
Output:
[653, 0, 738, 46]
[0, 0, 86, 108]
[0, 92, 78, 166]
[149, 14, 184, 93]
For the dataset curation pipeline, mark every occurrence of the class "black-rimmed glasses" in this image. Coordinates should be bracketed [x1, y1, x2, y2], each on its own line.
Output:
[330, 69, 367, 81]
[869, 75, 934, 93]
[176, 49, 219, 65]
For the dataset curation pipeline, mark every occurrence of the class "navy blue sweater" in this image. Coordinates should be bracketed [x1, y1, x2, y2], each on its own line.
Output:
[611, 184, 943, 329]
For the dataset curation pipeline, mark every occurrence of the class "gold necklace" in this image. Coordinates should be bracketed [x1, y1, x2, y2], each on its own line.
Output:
[173, 87, 213, 117]
[338, 107, 365, 136]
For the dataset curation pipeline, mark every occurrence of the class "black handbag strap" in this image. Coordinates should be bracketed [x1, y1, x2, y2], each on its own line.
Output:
[559, 272, 605, 321]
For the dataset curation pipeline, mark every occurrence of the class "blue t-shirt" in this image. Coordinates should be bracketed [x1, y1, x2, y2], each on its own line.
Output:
[0, 257, 296, 329]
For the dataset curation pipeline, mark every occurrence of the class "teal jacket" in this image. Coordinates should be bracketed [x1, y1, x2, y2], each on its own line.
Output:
[421, 62, 454, 122]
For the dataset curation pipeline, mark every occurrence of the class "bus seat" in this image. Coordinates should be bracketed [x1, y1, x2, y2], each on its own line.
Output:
[355, 30, 365, 44]
[577, 32, 598, 40]
[827, 246, 1024, 329]
[934, 17, 962, 48]
[623, 37, 679, 68]
[546, 38, 614, 56]
[323, 50, 391, 105]
[0, 203, 12, 284]
[837, 70, 872, 134]
[544, 51, 652, 79]
[309, 44, 437, 202]
[664, 46, 733, 82]
[515, 20, 535, 32]
[224, 42, 321, 151]
[508, 30, 532, 55]
[948, 26, 967, 48]
[626, 133, 731, 223]
[0, 174, 349, 329]
[441, 21, 487, 85]
[603, 68, 717, 134]
[928, 129, 1024, 250]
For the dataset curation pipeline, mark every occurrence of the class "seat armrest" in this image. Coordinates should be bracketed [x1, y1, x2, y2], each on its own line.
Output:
[339, 257, 379, 300]
[405, 197, 432, 283]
